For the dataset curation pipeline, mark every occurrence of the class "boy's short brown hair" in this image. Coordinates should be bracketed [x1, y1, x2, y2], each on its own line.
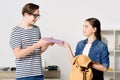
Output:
[22, 3, 39, 16]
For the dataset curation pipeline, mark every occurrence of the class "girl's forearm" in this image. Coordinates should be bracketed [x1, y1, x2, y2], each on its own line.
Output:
[92, 63, 108, 72]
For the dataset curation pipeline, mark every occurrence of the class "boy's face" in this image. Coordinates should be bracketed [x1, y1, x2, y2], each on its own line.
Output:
[25, 9, 40, 25]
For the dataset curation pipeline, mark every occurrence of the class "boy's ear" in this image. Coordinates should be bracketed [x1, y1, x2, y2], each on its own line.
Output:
[24, 13, 29, 17]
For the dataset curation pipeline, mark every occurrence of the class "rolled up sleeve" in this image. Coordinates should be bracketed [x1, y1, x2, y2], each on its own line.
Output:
[101, 45, 110, 68]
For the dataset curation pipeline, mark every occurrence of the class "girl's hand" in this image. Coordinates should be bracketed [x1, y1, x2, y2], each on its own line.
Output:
[58, 41, 70, 49]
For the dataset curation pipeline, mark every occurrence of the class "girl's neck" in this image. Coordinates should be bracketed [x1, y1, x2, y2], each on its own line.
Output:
[87, 35, 96, 44]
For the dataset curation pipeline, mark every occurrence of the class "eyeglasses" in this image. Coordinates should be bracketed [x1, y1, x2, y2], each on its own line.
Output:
[30, 13, 40, 19]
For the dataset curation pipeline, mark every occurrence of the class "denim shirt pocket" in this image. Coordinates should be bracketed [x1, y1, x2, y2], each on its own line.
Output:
[89, 47, 100, 62]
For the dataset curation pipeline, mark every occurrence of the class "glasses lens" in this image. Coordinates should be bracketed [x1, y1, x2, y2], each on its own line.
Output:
[29, 13, 40, 19]
[33, 14, 40, 18]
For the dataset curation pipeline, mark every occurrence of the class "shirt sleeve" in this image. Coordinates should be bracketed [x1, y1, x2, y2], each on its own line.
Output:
[75, 41, 83, 56]
[101, 44, 110, 68]
[9, 28, 21, 50]
[75, 43, 80, 56]
[38, 27, 41, 39]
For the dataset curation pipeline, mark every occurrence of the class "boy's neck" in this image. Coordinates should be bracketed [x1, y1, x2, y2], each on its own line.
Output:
[19, 19, 32, 28]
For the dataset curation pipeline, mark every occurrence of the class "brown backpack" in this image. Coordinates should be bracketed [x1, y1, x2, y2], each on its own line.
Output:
[69, 55, 93, 80]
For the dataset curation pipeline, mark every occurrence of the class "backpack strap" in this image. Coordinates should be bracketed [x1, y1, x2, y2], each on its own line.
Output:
[72, 55, 79, 65]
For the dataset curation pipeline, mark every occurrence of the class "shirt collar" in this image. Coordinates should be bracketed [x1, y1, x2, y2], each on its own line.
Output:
[83, 38, 99, 46]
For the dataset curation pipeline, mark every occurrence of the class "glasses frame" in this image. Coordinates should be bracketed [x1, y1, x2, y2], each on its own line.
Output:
[29, 13, 40, 19]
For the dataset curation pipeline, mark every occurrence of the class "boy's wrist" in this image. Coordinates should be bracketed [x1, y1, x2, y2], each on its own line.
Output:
[33, 43, 40, 48]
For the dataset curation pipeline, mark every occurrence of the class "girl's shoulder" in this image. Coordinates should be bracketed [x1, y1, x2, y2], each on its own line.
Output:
[97, 40, 108, 48]
[98, 40, 107, 45]
[76, 39, 87, 46]
[77, 38, 87, 44]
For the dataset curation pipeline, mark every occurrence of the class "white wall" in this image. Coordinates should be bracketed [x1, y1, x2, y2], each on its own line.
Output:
[0, 0, 120, 80]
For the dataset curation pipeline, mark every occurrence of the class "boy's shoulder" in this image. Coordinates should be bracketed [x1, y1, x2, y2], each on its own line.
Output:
[12, 26, 21, 32]
[33, 25, 39, 28]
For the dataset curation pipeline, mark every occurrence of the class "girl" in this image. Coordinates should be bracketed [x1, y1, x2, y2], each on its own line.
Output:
[60, 18, 109, 80]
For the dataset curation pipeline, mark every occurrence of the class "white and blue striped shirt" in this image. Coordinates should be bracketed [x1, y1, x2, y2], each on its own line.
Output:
[10, 25, 43, 78]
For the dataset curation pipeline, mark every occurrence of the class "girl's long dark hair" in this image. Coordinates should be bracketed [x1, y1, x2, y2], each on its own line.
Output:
[85, 18, 101, 41]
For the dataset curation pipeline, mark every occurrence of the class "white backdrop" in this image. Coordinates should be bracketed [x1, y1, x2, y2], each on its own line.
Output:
[0, 0, 120, 80]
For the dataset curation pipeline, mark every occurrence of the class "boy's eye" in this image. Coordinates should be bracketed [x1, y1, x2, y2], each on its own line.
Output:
[29, 13, 40, 19]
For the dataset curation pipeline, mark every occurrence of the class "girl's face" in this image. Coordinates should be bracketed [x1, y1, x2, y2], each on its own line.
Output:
[83, 21, 96, 37]
[24, 9, 40, 25]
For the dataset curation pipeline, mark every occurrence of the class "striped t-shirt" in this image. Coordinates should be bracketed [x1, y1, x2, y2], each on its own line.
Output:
[9, 25, 43, 78]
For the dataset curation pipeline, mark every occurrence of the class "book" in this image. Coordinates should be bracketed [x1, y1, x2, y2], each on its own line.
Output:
[44, 38, 64, 44]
